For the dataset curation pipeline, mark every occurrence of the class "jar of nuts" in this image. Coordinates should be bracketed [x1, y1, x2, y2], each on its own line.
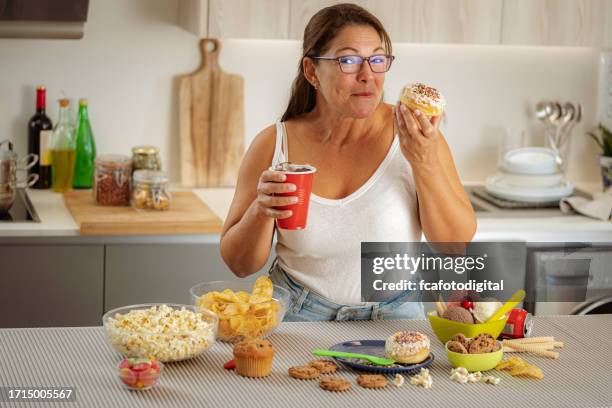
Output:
[131, 146, 161, 172]
[93, 155, 132, 206]
[131, 170, 171, 211]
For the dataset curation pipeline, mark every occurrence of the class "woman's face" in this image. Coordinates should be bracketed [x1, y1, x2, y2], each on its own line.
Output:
[307, 25, 387, 119]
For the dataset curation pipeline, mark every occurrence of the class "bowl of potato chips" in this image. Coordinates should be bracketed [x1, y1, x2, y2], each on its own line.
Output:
[190, 277, 290, 343]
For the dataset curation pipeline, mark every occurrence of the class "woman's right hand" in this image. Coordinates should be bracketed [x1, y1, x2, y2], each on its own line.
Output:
[254, 170, 298, 219]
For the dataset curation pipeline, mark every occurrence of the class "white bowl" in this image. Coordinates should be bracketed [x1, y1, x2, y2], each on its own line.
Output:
[502, 147, 559, 175]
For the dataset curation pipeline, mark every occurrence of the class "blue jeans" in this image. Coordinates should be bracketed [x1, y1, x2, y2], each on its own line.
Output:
[269, 259, 424, 321]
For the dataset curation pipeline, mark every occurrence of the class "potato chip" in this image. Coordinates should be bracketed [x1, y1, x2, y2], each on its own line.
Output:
[252, 276, 274, 299]
[496, 356, 543, 379]
[196, 277, 281, 341]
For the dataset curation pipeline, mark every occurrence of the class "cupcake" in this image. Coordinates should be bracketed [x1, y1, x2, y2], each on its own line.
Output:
[400, 83, 446, 117]
[233, 339, 275, 377]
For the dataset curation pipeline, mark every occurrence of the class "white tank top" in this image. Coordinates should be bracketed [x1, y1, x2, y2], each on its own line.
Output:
[272, 120, 422, 305]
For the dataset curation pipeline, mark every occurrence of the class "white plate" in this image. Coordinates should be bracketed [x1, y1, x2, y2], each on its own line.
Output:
[485, 174, 574, 203]
[496, 171, 564, 188]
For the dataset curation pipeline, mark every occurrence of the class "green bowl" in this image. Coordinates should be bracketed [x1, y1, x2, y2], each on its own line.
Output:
[445, 340, 504, 372]
[427, 311, 508, 344]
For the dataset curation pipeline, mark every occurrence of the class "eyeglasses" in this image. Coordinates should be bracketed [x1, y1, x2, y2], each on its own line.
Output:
[310, 54, 395, 73]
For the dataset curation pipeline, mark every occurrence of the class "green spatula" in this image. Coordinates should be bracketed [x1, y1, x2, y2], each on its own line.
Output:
[312, 349, 395, 365]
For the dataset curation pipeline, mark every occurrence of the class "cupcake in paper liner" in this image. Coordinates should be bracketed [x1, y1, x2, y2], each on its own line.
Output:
[233, 338, 275, 377]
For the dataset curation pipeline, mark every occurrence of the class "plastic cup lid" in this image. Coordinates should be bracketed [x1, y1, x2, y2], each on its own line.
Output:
[270, 162, 316, 173]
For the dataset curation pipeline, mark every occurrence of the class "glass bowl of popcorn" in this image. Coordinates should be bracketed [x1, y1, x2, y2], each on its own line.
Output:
[102, 303, 218, 362]
[190, 277, 290, 343]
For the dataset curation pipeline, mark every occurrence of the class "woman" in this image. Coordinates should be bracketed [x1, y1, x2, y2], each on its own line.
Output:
[220, 3, 476, 321]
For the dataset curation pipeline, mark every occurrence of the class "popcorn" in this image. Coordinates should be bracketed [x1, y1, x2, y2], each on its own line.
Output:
[393, 374, 405, 387]
[410, 368, 433, 388]
[450, 367, 470, 384]
[450, 367, 486, 384]
[105, 304, 215, 362]
[483, 375, 501, 385]
[467, 371, 482, 383]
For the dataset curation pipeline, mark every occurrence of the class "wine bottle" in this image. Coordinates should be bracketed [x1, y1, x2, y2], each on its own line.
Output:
[27, 86, 53, 188]
[73, 99, 96, 188]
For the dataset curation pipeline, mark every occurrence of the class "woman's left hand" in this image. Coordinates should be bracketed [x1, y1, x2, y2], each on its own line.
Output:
[393, 101, 443, 171]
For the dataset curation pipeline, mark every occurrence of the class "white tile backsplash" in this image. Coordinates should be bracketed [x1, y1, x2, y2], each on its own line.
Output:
[0, 0, 602, 184]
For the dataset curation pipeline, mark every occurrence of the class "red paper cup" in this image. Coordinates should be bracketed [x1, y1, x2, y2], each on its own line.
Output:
[272, 164, 316, 230]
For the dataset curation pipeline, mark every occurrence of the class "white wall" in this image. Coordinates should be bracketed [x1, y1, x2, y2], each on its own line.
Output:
[0, 0, 601, 184]
[0, 0, 200, 182]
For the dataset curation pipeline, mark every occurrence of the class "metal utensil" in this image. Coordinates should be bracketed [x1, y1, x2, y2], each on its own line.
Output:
[535, 101, 561, 136]
[312, 348, 396, 366]
[536, 102, 564, 168]
[0, 141, 39, 212]
[555, 103, 575, 167]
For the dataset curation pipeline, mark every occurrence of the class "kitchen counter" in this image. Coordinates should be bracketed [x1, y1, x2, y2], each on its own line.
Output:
[0, 183, 610, 242]
[0, 188, 234, 242]
[0, 315, 610, 408]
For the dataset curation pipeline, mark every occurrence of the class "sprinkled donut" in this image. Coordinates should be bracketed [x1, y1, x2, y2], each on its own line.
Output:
[400, 83, 446, 117]
[385, 331, 430, 364]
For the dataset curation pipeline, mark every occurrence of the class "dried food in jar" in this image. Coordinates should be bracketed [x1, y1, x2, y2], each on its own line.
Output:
[131, 170, 170, 211]
[132, 146, 161, 172]
[94, 154, 131, 206]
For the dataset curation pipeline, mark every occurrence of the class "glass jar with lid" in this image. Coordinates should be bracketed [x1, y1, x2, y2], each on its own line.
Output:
[94, 154, 132, 206]
[131, 170, 171, 211]
[131, 145, 161, 172]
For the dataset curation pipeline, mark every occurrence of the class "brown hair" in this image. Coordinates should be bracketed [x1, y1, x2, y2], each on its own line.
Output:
[281, 3, 392, 122]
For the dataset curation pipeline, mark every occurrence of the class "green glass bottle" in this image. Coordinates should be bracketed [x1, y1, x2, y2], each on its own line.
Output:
[73, 98, 96, 188]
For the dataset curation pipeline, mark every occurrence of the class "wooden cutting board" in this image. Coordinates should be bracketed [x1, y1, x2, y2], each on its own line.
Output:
[63, 191, 223, 235]
[179, 38, 245, 187]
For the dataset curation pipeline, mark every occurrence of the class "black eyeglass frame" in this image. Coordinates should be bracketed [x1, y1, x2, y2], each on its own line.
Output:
[309, 54, 395, 73]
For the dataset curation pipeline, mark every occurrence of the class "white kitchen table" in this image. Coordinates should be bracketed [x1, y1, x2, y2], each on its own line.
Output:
[0, 315, 610, 408]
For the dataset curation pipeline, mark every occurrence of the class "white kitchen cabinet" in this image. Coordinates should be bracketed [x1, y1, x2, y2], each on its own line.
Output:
[501, 0, 612, 46]
[208, 0, 290, 39]
[177, 0, 209, 37]
[104, 243, 273, 311]
[289, 0, 503, 44]
[178, 0, 290, 38]
[0, 245, 104, 328]
[179, 0, 612, 47]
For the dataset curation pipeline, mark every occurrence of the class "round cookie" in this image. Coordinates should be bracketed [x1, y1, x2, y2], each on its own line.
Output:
[319, 376, 351, 392]
[447, 340, 468, 354]
[309, 359, 337, 374]
[288, 365, 320, 380]
[468, 333, 496, 354]
[451, 333, 470, 349]
[356, 374, 388, 389]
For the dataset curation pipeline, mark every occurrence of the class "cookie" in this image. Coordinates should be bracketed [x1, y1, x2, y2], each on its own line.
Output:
[451, 333, 470, 349]
[309, 359, 338, 374]
[356, 374, 388, 389]
[447, 340, 468, 354]
[319, 376, 351, 392]
[468, 333, 496, 354]
[288, 365, 320, 380]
